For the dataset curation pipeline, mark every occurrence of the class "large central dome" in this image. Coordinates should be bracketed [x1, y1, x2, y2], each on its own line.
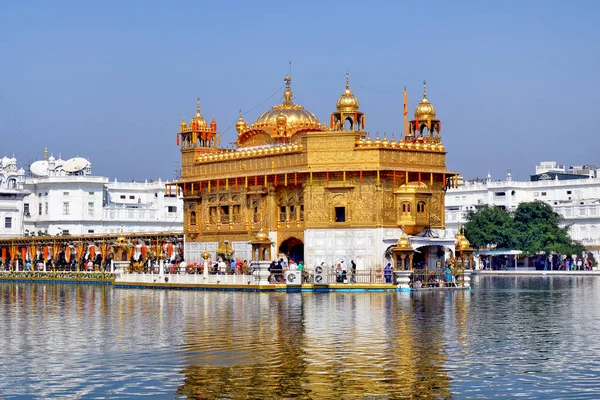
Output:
[254, 77, 323, 128]
[236, 76, 326, 146]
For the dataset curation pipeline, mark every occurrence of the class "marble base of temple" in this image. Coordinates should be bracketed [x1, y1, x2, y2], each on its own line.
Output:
[252, 261, 271, 285]
[394, 270, 412, 292]
[458, 270, 472, 288]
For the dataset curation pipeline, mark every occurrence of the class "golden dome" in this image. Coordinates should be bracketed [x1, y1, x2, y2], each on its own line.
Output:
[336, 72, 360, 111]
[414, 80, 436, 120]
[255, 227, 269, 241]
[252, 76, 324, 135]
[180, 117, 187, 132]
[456, 227, 472, 250]
[396, 232, 412, 249]
[190, 97, 208, 129]
[235, 110, 247, 134]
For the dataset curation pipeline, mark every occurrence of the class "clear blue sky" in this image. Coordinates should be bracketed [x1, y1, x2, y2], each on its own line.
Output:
[1, 0, 598, 182]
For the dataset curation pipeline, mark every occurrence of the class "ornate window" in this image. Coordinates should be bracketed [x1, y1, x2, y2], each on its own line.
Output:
[401, 202, 411, 214]
[250, 198, 262, 223]
[190, 211, 197, 226]
[277, 188, 304, 223]
[231, 196, 241, 223]
[417, 201, 426, 214]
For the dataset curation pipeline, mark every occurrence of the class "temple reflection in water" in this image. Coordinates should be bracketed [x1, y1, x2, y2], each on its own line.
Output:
[175, 292, 469, 398]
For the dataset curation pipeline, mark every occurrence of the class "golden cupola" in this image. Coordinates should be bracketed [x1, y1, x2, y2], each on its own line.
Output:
[236, 76, 326, 147]
[330, 72, 365, 132]
[177, 98, 220, 153]
[190, 98, 208, 130]
[408, 80, 442, 141]
[414, 81, 436, 120]
[336, 72, 360, 111]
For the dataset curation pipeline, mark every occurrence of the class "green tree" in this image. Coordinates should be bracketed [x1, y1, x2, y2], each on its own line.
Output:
[512, 201, 586, 256]
[463, 201, 586, 256]
[464, 206, 516, 249]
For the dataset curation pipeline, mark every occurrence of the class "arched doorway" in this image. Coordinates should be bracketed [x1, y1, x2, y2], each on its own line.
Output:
[413, 245, 448, 270]
[279, 237, 304, 264]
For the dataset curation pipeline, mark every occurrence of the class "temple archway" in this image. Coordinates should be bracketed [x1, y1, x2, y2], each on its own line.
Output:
[279, 237, 304, 264]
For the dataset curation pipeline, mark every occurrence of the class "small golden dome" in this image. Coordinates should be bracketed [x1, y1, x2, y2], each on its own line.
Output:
[414, 81, 436, 120]
[255, 227, 268, 241]
[460, 236, 471, 249]
[456, 227, 471, 250]
[382, 134, 389, 147]
[366, 136, 373, 146]
[180, 117, 187, 132]
[396, 232, 412, 249]
[336, 72, 360, 111]
[235, 110, 247, 134]
[374, 135, 381, 146]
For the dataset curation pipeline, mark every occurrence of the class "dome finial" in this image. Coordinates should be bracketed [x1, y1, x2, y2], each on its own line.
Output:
[423, 80, 427, 98]
[196, 97, 201, 114]
[284, 75, 292, 101]
[345, 71, 350, 90]
[43, 148, 48, 161]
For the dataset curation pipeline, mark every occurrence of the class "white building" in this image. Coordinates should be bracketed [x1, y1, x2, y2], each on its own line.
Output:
[0, 151, 183, 237]
[446, 162, 600, 259]
[0, 154, 27, 237]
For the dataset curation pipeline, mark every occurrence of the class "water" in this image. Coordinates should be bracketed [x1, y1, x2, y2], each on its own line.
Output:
[1, 276, 600, 399]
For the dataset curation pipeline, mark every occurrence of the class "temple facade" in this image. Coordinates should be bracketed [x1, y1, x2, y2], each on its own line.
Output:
[177, 74, 458, 270]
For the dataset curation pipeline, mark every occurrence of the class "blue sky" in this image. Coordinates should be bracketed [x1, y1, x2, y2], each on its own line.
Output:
[1, 0, 598, 182]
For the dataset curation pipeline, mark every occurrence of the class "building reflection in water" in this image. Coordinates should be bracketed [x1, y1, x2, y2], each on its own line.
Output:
[177, 291, 470, 399]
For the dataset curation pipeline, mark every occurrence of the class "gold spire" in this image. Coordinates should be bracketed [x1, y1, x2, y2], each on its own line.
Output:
[44, 148, 48, 161]
[235, 109, 247, 134]
[190, 97, 208, 129]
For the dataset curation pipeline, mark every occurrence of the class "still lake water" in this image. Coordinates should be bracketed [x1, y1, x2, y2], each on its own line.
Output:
[1, 276, 600, 399]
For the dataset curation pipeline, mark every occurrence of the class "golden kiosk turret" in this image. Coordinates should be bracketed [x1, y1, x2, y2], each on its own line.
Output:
[330, 72, 365, 131]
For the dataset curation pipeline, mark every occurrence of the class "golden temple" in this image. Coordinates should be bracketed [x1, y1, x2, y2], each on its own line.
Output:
[176, 73, 459, 270]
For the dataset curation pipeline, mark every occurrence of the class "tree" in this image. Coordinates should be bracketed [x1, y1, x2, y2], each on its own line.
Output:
[512, 201, 586, 256]
[464, 206, 516, 249]
[463, 201, 586, 256]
